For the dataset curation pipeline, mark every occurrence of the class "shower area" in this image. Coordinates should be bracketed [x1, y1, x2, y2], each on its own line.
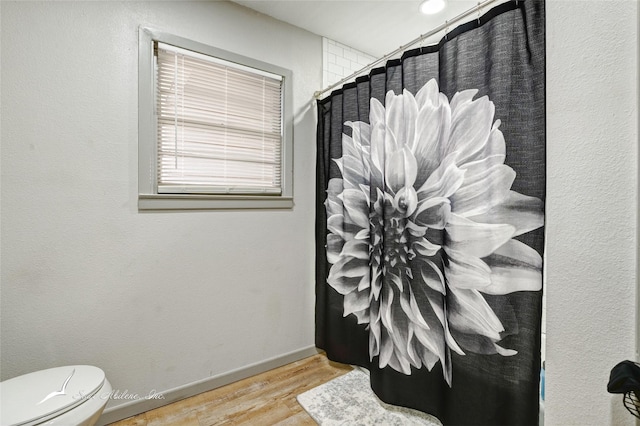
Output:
[315, 1, 546, 424]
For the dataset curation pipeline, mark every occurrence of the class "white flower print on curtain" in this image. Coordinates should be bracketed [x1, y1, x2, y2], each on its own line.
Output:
[325, 79, 544, 386]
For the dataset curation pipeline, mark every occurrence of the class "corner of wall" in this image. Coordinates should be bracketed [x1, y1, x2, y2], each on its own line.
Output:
[321, 37, 376, 88]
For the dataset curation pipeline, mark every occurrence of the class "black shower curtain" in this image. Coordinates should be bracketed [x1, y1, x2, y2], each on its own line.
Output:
[315, 1, 545, 425]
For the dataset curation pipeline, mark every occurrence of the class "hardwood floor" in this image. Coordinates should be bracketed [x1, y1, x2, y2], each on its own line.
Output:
[108, 354, 351, 426]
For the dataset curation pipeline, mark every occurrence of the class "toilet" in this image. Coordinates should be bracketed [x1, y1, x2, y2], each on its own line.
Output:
[0, 365, 111, 426]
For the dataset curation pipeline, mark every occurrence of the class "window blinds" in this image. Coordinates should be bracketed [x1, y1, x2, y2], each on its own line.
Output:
[155, 42, 284, 195]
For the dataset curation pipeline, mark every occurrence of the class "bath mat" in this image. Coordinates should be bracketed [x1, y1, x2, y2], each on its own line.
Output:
[296, 368, 442, 425]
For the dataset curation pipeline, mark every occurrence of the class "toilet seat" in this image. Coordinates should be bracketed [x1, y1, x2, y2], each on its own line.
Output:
[0, 365, 107, 426]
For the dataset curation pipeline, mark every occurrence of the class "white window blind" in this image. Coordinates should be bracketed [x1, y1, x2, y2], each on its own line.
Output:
[155, 42, 284, 195]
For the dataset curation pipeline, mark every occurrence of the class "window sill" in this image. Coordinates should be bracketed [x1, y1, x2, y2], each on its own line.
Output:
[138, 194, 294, 211]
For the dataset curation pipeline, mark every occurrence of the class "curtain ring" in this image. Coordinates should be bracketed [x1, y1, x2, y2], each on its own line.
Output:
[445, 20, 449, 40]
[477, 1, 481, 24]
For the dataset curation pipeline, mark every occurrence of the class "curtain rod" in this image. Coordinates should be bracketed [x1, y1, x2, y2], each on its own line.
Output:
[313, 0, 511, 99]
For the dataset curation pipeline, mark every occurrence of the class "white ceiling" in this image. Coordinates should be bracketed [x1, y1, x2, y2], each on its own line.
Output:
[231, 0, 481, 57]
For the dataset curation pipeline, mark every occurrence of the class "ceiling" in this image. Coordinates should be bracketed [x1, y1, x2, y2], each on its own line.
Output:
[231, 0, 482, 57]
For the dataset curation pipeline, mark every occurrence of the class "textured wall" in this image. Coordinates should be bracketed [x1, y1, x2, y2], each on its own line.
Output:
[0, 0, 321, 410]
[546, 1, 638, 425]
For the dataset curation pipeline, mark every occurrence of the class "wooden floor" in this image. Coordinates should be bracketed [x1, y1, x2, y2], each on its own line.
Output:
[108, 354, 351, 426]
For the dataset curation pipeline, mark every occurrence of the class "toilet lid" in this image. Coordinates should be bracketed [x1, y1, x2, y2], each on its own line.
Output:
[0, 365, 106, 426]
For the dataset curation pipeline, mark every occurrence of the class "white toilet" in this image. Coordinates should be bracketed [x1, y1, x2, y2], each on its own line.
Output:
[0, 365, 111, 426]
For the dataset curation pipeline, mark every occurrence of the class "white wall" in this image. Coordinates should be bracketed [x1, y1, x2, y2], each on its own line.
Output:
[322, 37, 376, 88]
[0, 0, 321, 412]
[546, 1, 638, 425]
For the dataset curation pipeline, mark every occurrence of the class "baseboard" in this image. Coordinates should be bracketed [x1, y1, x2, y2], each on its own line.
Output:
[97, 345, 319, 425]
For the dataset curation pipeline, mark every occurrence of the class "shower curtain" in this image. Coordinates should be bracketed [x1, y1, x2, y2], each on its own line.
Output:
[315, 1, 545, 425]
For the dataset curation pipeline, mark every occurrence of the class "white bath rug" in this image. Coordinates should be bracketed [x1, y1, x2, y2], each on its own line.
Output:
[296, 368, 443, 426]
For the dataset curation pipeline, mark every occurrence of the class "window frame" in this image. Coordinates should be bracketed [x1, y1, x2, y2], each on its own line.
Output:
[138, 27, 294, 210]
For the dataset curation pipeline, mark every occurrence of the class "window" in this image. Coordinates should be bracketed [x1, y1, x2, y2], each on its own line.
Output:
[138, 28, 293, 209]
